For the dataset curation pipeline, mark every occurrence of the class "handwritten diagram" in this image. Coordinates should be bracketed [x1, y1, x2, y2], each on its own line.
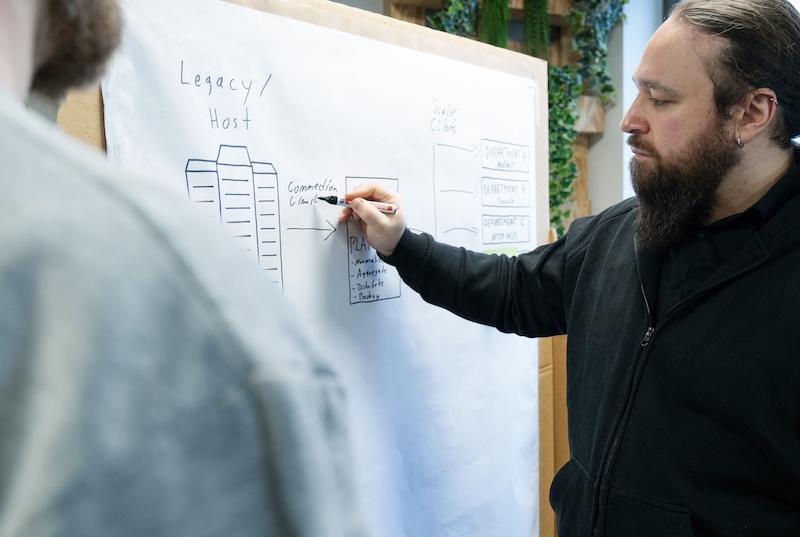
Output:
[185, 148, 402, 304]
[345, 176, 402, 305]
[184, 139, 530, 302]
[433, 139, 532, 250]
[102, 2, 543, 534]
[185, 145, 283, 287]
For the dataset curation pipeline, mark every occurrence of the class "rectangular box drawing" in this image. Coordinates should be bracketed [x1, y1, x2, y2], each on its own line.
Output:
[481, 139, 530, 173]
[185, 144, 283, 287]
[481, 177, 531, 208]
[345, 176, 401, 305]
[481, 214, 531, 245]
[433, 142, 534, 250]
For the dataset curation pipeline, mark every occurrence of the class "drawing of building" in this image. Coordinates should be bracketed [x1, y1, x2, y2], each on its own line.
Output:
[185, 145, 283, 288]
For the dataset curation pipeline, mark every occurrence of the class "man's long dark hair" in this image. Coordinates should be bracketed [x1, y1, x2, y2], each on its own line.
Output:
[671, 0, 800, 148]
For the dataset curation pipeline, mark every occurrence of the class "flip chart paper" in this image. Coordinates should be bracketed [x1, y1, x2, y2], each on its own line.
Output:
[102, 1, 540, 535]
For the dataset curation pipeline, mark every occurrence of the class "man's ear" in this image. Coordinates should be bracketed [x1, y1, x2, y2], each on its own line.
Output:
[736, 89, 779, 145]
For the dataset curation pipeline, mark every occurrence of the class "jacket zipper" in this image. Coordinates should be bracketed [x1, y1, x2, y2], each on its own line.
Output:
[593, 241, 768, 534]
[593, 280, 656, 535]
[640, 326, 655, 346]
[639, 279, 655, 343]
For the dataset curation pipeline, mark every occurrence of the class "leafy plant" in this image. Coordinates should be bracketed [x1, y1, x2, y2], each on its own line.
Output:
[522, 0, 550, 58]
[478, 0, 508, 47]
[545, 0, 626, 234]
[426, 0, 478, 37]
[548, 65, 580, 237]
[567, 0, 628, 104]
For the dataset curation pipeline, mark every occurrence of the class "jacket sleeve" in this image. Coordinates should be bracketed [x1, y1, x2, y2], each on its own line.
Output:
[380, 228, 570, 337]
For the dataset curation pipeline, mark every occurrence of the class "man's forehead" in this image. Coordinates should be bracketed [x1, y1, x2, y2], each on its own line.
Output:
[633, 77, 680, 96]
[634, 17, 718, 94]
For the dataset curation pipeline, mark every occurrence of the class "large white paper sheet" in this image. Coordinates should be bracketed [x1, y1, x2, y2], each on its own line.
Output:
[102, 1, 540, 535]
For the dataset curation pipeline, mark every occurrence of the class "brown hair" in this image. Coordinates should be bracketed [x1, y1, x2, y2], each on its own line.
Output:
[670, 0, 800, 148]
[32, 0, 122, 99]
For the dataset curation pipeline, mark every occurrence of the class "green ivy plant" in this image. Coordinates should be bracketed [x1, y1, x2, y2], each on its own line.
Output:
[548, 65, 580, 237]
[542, 0, 626, 234]
[567, 0, 628, 105]
[426, 0, 478, 37]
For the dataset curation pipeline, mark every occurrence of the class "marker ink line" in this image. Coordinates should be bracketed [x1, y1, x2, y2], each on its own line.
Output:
[317, 195, 397, 215]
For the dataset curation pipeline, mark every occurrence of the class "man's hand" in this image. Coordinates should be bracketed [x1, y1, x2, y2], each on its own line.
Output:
[338, 183, 405, 256]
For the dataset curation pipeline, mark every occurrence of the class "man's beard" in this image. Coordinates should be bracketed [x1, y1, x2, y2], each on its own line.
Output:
[629, 123, 742, 252]
[31, 0, 122, 99]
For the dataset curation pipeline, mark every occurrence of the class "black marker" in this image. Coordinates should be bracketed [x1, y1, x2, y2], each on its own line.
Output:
[318, 195, 398, 214]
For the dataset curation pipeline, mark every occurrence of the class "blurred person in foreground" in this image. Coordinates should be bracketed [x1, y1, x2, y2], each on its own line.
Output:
[341, 0, 800, 535]
[0, 1, 367, 536]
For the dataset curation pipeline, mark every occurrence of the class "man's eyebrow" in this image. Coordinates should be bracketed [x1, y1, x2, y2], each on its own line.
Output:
[634, 77, 679, 96]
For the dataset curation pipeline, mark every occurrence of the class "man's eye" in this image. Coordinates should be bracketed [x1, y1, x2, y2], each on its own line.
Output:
[649, 98, 668, 107]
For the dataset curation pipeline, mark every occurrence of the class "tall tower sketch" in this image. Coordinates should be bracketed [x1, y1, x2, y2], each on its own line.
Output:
[185, 145, 283, 288]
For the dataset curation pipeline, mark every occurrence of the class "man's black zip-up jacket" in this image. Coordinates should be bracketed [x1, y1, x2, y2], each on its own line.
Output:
[382, 179, 800, 536]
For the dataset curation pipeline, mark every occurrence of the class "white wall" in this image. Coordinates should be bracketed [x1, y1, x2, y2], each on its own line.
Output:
[587, 0, 663, 214]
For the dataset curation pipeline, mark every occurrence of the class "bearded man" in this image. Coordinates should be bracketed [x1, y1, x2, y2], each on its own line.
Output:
[0, 2, 368, 536]
[340, 0, 800, 535]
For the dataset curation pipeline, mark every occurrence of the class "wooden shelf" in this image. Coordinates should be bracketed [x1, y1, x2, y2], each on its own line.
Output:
[575, 95, 604, 133]
[548, 0, 571, 16]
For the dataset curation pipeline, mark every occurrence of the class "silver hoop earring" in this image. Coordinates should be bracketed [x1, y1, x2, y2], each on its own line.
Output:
[737, 136, 744, 149]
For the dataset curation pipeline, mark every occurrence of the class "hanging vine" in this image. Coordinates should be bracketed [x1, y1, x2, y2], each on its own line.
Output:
[426, 0, 478, 37]
[522, 0, 550, 58]
[548, 65, 581, 237]
[478, 0, 509, 47]
[567, 0, 628, 104]
[536, 0, 627, 234]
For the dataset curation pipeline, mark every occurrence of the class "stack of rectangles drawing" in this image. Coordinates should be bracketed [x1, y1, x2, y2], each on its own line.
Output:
[185, 144, 283, 288]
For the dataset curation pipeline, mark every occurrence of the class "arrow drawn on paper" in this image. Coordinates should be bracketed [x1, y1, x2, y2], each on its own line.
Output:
[444, 227, 479, 237]
[436, 143, 479, 158]
[439, 187, 478, 198]
[287, 219, 337, 241]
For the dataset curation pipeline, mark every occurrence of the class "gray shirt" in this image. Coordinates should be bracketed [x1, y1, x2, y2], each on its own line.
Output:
[0, 89, 367, 537]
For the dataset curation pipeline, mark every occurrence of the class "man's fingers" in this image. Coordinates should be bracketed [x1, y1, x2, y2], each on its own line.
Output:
[350, 198, 383, 224]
